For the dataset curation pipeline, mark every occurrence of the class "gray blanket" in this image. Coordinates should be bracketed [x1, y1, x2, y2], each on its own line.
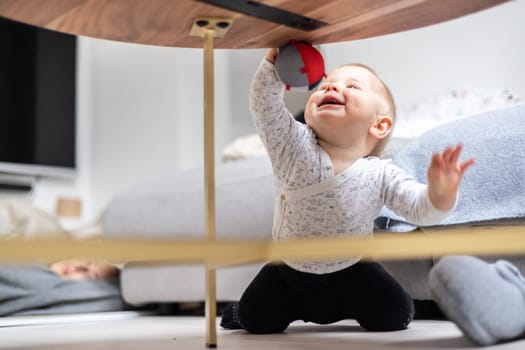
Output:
[0, 264, 126, 316]
[375, 104, 525, 232]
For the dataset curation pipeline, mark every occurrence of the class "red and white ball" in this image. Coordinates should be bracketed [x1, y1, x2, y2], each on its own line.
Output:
[275, 40, 326, 91]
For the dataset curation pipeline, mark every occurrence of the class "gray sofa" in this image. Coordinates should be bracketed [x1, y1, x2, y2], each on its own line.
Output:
[102, 105, 525, 310]
[102, 153, 437, 301]
[100, 155, 479, 307]
[103, 156, 275, 305]
[103, 155, 438, 306]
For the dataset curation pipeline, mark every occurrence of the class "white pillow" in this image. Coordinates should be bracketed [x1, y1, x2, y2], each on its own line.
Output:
[222, 134, 267, 162]
[0, 199, 66, 239]
[222, 133, 412, 162]
[394, 88, 523, 138]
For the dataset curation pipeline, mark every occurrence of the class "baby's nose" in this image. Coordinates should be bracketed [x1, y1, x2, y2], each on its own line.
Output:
[325, 82, 341, 91]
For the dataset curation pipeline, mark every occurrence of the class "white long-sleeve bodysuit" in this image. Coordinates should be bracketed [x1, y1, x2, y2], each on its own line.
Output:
[250, 59, 452, 274]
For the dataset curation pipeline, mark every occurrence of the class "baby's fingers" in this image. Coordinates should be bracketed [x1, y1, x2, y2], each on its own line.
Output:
[459, 158, 476, 174]
[431, 152, 444, 168]
[265, 48, 279, 63]
[450, 144, 464, 164]
[442, 145, 456, 163]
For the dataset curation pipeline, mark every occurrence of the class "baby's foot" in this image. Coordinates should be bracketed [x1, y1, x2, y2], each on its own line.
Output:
[429, 255, 525, 346]
[220, 302, 243, 330]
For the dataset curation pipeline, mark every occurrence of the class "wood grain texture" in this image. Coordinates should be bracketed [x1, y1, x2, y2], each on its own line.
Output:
[0, 0, 508, 48]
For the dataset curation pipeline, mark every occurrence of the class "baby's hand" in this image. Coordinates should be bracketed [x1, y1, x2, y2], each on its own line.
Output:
[427, 144, 475, 211]
[265, 48, 278, 64]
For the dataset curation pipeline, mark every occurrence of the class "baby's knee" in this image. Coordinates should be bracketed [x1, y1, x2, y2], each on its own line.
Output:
[238, 301, 290, 334]
[357, 297, 414, 331]
[241, 318, 289, 334]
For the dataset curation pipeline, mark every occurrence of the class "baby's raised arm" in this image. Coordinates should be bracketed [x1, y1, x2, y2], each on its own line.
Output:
[250, 48, 308, 182]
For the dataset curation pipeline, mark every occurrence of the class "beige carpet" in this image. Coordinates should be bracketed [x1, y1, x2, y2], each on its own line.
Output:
[0, 313, 524, 350]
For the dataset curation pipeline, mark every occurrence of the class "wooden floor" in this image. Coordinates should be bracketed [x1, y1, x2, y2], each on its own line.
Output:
[1, 313, 524, 350]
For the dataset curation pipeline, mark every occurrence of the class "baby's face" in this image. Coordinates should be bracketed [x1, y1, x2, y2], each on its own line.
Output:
[50, 259, 119, 280]
[305, 65, 384, 144]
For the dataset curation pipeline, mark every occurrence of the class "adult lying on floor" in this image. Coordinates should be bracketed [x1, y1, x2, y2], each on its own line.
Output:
[0, 259, 127, 316]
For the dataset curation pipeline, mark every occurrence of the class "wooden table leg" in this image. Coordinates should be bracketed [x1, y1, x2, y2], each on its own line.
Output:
[191, 17, 233, 348]
[203, 26, 217, 348]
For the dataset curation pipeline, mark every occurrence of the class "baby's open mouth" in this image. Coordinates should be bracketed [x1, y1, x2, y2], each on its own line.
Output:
[319, 95, 345, 107]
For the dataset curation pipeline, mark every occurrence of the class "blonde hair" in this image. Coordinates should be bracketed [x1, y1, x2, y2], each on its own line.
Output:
[340, 63, 396, 157]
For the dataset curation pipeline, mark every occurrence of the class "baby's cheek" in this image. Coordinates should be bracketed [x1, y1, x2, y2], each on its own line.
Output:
[303, 107, 315, 124]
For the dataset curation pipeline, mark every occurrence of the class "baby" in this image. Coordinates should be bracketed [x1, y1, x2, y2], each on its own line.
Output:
[221, 48, 474, 334]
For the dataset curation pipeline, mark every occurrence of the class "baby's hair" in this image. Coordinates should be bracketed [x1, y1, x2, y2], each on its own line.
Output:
[340, 63, 396, 157]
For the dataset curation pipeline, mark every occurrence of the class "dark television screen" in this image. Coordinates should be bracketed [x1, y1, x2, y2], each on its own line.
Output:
[0, 17, 76, 178]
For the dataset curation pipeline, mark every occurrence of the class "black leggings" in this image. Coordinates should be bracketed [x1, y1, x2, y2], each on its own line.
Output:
[237, 261, 414, 334]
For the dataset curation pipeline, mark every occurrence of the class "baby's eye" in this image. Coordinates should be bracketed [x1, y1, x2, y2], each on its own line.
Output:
[75, 265, 89, 272]
[347, 84, 359, 89]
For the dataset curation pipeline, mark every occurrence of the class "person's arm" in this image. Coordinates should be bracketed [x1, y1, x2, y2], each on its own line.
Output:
[383, 143, 474, 226]
[250, 49, 309, 179]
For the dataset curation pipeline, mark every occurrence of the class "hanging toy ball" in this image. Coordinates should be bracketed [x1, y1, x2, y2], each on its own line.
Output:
[275, 40, 326, 91]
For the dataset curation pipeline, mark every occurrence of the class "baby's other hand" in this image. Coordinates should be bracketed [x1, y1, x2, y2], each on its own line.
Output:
[427, 143, 475, 211]
[265, 48, 278, 64]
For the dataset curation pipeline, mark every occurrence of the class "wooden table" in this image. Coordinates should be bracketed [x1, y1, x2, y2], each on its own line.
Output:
[0, 0, 510, 347]
[0, 0, 507, 48]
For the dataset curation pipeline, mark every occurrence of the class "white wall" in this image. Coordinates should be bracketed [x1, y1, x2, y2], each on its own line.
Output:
[322, 1, 525, 136]
[28, 1, 524, 223]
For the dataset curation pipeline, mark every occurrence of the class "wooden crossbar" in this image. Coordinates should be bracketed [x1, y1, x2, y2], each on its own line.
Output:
[1, 225, 523, 268]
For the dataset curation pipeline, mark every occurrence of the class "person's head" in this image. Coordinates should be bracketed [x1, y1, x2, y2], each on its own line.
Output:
[49, 259, 120, 281]
[304, 63, 396, 157]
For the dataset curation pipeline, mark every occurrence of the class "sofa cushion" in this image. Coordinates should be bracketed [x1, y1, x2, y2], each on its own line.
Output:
[103, 156, 274, 239]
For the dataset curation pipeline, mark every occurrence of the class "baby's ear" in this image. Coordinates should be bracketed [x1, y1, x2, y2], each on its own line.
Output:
[369, 116, 393, 139]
